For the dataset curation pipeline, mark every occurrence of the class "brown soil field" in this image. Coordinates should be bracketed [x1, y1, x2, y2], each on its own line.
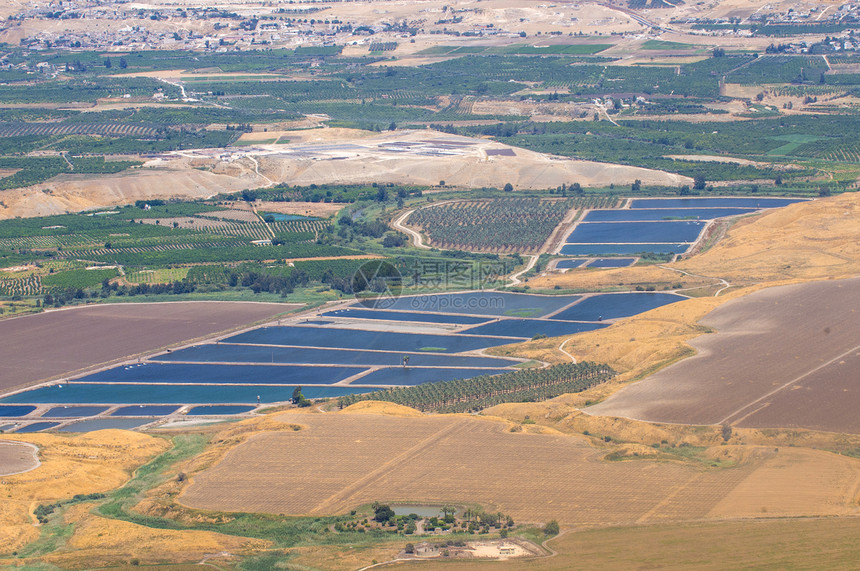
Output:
[0, 441, 39, 476]
[179, 410, 860, 527]
[254, 200, 344, 218]
[404, 517, 860, 570]
[0, 301, 296, 392]
[0, 430, 169, 553]
[587, 278, 860, 431]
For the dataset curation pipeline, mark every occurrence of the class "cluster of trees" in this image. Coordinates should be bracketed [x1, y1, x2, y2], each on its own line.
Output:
[337, 362, 615, 413]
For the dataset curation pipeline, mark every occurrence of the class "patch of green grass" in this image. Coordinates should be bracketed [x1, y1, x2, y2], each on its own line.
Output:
[418, 347, 447, 352]
[641, 40, 694, 50]
[232, 138, 279, 146]
[98, 434, 208, 524]
[16, 507, 77, 559]
[504, 308, 540, 317]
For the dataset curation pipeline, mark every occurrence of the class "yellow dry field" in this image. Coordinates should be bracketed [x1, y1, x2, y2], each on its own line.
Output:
[37, 504, 268, 569]
[405, 518, 860, 570]
[179, 411, 860, 527]
[255, 200, 344, 218]
[527, 265, 714, 292]
[0, 431, 169, 553]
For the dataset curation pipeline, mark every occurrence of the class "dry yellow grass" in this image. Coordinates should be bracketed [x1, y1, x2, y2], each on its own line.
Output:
[527, 265, 712, 291]
[341, 401, 425, 417]
[39, 503, 268, 569]
[179, 411, 860, 528]
[677, 192, 860, 283]
[0, 431, 169, 554]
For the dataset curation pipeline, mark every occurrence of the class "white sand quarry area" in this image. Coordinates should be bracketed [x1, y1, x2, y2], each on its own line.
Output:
[174, 129, 691, 190]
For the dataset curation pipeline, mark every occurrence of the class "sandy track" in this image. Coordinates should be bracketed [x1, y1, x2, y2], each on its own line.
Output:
[0, 301, 298, 393]
[586, 277, 860, 432]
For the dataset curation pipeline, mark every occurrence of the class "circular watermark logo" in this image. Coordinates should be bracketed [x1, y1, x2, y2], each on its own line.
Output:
[352, 260, 402, 309]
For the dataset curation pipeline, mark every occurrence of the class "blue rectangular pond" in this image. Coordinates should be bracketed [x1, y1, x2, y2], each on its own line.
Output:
[70, 363, 367, 386]
[187, 405, 256, 415]
[555, 259, 588, 269]
[588, 258, 636, 268]
[629, 197, 804, 209]
[566, 221, 706, 244]
[0, 405, 37, 417]
[377, 292, 581, 318]
[552, 293, 686, 321]
[354, 367, 510, 386]
[42, 405, 110, 418]
[112, 405, 181, 416]
[59, 418, 153, 432]
[323, 308, 490, 325]
[153, 345, 517, 368]
[0, 384, 371, 405]
[584, 208, 757, 222]
[560, 243, 689, 256]
[223, 326, 516, 352]
[461, 319, 607, 339]
[14, 422, 61, 433]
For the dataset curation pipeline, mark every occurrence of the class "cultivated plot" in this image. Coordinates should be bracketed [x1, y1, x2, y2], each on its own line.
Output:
[181, 411, 860, 526]
[0, 301, 297, 391]
[587, 278, 860, 432]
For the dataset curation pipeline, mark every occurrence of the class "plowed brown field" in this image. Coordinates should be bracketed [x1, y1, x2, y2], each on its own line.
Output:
[586, 278, 860, 431]
[180, 411, 860, 526]
[0, 301, 296, 391]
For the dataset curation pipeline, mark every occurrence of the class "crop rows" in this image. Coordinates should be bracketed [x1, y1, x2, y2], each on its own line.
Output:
[368, 42, 398, 52]
[407, 198, 578, 253]
[338, 362, 615, 413]
[0, 122, 159, 138]
[58, 241, 236, 260]
[820, 147, 860, 163]
[0, 234, 101, 250]
[126, 267, 190, 284]
[727, 55, 828, 85]
[0, 274, 41, 296]
[272, 219, 328, 234]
